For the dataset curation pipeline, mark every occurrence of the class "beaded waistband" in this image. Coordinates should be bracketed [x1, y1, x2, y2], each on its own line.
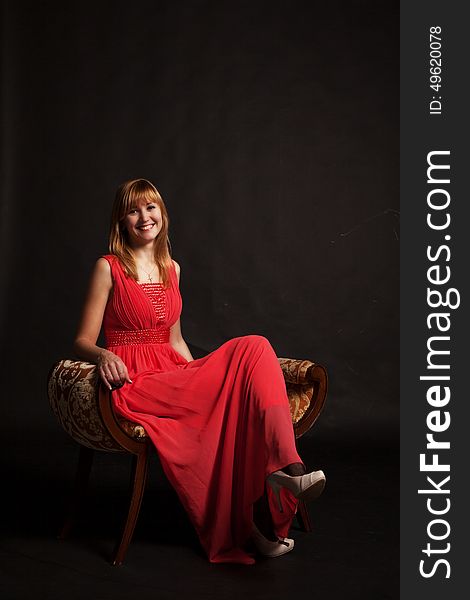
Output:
[106, 328, 170, 346]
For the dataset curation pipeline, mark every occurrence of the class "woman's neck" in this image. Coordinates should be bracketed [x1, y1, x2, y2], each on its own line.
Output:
[131, 245, 156, 265]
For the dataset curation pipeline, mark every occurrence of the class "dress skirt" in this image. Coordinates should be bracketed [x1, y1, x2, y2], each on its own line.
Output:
[102, 255, 302, 564]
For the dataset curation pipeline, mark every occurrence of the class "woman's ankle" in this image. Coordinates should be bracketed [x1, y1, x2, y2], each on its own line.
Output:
[282, 462, 307, 477]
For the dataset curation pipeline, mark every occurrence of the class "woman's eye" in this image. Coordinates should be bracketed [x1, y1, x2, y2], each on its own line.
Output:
[128, 209, 138, 214]
[147, 205, 156, 210]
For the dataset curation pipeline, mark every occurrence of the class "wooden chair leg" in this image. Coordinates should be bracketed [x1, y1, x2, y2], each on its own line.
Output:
[112, 443, 150, 566]
[297, 499, 312, 532]
[59, 446, 94, 540]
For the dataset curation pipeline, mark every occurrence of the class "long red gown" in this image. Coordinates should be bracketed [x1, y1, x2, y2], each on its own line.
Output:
[102, 254, 302, 564]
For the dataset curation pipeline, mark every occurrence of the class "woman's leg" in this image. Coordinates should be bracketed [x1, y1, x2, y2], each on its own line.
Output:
[253, 487, 278, 541]
[253, 462, 307, 541]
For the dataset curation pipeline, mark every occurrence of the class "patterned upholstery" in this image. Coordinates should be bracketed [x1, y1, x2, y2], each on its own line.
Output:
[48, 357, 327, 449]
[48, 360, 146, 451]
[278, 357, 328, 435]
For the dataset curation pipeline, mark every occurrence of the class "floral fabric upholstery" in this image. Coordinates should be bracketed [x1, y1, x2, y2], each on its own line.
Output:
[278, 357, 326, 426]
[48, 357, 326, 449]
[48, 360, 145, 451]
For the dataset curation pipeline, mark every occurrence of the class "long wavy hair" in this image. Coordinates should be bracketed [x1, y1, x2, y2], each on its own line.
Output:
[109, 179, 173, 288]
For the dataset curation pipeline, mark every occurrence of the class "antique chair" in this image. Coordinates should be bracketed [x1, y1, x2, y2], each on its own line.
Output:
[47, 356, 328, 565]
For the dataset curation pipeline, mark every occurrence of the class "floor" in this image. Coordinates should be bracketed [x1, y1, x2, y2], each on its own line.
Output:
[1, 430, 399, 600]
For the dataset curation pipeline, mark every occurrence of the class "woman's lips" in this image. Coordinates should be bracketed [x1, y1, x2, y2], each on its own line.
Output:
[137, 223, 155, 231]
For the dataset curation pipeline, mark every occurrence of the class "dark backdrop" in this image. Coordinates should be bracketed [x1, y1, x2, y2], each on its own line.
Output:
[1, 0, 399, 444]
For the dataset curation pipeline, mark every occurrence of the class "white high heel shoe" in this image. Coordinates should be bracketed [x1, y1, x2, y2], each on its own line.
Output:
[267, 469, 326, 512]
[251, 523, 294, 558]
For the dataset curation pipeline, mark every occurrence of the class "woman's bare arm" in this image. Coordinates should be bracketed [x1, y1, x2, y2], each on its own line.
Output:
[169, 260, 194, 362]
[169, 317, 194, 362]
[74, 257, 132, 389]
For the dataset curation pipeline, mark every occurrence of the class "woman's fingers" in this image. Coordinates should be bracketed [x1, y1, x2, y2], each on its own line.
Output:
[99, 359, 120, 388]
[122, 365, 133, 384]
[108, 362, 122, 385]
[98, 351, 132, 389]
[112, 361, 131, 385]
[99, 365, 113, 390]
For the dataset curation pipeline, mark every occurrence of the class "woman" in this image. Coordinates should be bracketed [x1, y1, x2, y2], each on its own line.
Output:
[74, 178, 326, 564]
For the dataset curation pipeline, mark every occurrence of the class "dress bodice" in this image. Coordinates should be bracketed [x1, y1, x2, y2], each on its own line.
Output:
[101, 255, 182, 347]
[139, 283, 166, 322]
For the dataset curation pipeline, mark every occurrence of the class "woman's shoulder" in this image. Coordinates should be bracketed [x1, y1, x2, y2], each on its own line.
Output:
[100, 253, 116, 264]
[94, 255, 121, 281]
[95, 254, 112, 272]
[92, 255, 112, 276]
[83, 256, 113, 291]
[100, 254, 124, 270]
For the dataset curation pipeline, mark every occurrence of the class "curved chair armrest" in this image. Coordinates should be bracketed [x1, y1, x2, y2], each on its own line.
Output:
[48, 359, 147, 453]
[278, 357, 328, 438]
[278, 357, 325, 385]
[97, 381, 148, 453]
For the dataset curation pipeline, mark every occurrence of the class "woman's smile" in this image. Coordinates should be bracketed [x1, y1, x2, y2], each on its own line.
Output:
[123, 201, 162, 244]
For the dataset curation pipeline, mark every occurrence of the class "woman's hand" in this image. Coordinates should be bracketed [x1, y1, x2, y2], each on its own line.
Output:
[98, 349, 133, 390]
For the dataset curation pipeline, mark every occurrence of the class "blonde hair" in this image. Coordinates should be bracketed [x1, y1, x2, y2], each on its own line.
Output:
[109, 178, 173, 287]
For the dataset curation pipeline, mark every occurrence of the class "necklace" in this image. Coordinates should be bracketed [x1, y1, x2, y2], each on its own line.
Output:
[140, 263, 158, 283]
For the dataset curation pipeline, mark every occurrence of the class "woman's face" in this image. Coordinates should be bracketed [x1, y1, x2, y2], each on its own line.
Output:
[122, 198, 163, 247]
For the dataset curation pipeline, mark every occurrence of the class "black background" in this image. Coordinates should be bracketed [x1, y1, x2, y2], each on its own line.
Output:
[1, 0, 399, 440]
[1, 1, 399, 598]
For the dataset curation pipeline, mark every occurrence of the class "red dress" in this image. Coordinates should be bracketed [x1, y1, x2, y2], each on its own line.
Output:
[102, 254, 302, 564]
